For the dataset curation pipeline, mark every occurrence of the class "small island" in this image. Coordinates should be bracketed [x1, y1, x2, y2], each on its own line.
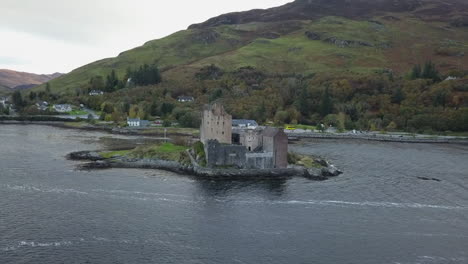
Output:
[68, 103, 342, 180]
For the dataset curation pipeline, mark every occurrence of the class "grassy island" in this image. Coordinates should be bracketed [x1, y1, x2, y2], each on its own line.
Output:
[99, 143, 191, 165]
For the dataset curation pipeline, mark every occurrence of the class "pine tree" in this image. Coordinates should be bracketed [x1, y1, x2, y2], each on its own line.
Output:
[12, 91, 24, 109]
[391, 87, 405, 104]
[421, 61, 440, 82]
[410, 64, 421, 80]
[319, 87, 333, 117]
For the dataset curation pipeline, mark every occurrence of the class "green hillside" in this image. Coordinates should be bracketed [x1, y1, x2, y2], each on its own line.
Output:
[42, 12, 468, 94]
[26, 0, 468, 133]
[0, 85, 11, 96]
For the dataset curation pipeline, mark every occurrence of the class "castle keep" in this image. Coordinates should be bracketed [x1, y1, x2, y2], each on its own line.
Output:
[200, 103, 232, 144]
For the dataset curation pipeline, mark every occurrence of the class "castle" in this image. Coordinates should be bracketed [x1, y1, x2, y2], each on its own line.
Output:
[200, 103, 288, 169]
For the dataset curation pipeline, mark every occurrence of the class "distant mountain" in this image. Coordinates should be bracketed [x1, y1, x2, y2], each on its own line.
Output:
[0, 69, 63, 90]
[42, 0, 468, 94]
[189, 0, 468, 29]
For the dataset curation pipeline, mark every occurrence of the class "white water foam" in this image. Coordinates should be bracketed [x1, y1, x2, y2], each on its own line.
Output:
[2, 241, 73, 252]
[3, 184, 88, 195]
[3, 184, 466, 210]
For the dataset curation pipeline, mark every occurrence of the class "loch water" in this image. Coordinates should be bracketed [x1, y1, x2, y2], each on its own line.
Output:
[1, 125, 467, 264]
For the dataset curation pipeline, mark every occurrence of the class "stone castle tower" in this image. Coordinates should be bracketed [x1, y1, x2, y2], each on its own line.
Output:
[200, 103, 232, 144]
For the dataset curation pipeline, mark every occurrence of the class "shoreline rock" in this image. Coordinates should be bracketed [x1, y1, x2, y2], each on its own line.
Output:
[70, 151, 342, 181]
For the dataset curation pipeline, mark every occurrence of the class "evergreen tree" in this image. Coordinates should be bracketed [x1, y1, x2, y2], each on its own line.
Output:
[12, 91, 24, 109]
[410, 64, 421, 80]
[160, 102, 175, 116]
[129, 64, 162, 86]
[150, 102, 159, 116]
[295, 86, 309, 115]
[319, 87, 333, 117]
[391, 87, 405, 104]
[421, 61, 440, 82]
[254, 101, 267, 123]
[105, 70, 119, 92]
[29, 91, 37, 101]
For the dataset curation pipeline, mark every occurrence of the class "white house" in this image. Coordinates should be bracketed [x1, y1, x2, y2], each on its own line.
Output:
[177, 96, 195, 103]
[36, 101, 49, 111]
[127, 118, 150, 127]
[53, 104, 72, 113]
[232, 119, 259, 129]
[0, 97, 7, 106]
[89, 90, 104, 96]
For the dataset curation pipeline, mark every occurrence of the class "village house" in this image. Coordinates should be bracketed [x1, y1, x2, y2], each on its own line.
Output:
[36, 101, 49, 111]
[177, 96, 195, 103]
[232, 119, 259, 129]
[89, 90, 104, 96]
[127, 118, 150, 128]
[0, 97, 8, 107]
[53, 104, 72, 113]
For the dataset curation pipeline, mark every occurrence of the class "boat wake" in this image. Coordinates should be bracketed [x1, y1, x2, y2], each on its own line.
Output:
[2, 184, 466, 211]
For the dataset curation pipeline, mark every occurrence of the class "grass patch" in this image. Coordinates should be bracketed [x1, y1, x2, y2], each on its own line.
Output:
[100, 150, 132, 159]
[285, 124, 317, 130]
[288, 152, 324, 169]
[131, 143, 188, 162]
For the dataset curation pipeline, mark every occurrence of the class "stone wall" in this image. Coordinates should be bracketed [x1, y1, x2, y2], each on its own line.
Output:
[245, 152, 274, 169]
[262, 128, 288, 168]
[239, 129, 262, 151]
[205, 140, 246, 168]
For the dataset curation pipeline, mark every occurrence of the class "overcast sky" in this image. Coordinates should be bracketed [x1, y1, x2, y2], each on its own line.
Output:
[0, 0, 291, 74]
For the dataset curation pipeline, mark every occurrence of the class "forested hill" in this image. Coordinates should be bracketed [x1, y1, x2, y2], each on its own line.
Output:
[29, 0, 468, 132]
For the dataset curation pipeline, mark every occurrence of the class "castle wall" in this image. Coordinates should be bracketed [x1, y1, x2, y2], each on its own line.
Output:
[245, 152, 274, 169]
[205, 140, 246, 168]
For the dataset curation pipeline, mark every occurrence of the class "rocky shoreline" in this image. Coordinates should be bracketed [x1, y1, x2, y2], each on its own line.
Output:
[67, 151, 343, 181]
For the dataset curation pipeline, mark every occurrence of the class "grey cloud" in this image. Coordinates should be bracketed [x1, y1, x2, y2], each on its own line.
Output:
[0, 0, 129, 44]
[0, 56, 27, 65]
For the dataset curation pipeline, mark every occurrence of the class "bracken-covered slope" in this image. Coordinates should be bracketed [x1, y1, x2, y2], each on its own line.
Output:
[0, 69, 62, 90]
[44, 0, 468, 94]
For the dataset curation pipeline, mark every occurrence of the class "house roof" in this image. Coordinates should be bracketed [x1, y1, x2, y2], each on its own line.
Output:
[233, 119, 258, 126]
[178, 96, 194, 100]
[127, 118, 140, 122]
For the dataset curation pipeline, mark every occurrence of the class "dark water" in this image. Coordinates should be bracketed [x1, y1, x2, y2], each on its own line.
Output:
[1, 125, 468, 264]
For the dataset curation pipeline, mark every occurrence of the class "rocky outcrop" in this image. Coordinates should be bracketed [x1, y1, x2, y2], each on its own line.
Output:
[66, 151, 104, 161]
[324, 37, 374, 48]
[260, 32, 281, 39]
[69, 151, 343, 181]
[191, 29, 220, 44]
[305, 31, 321, 40]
